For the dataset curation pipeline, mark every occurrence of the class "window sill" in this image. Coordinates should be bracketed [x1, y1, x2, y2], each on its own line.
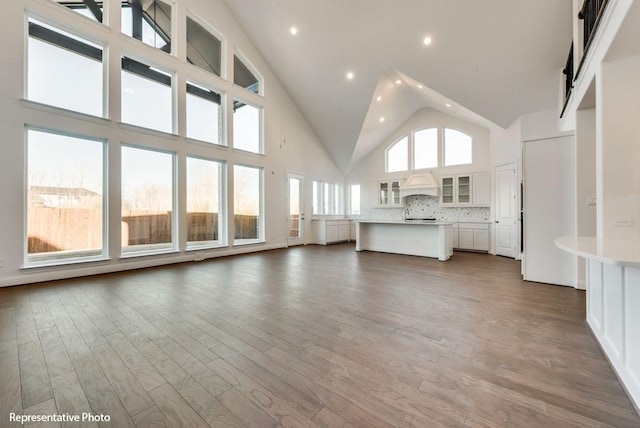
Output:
[232, 148, 266, 158]
[185, 137, 229, 150]
[186, 243, 228, 251]
[233, 239, 265, 247]
[20, 99, 110, 125]
[120, 248, 180, 259]
[118, 122, 179, 140]
[21, 255, 110, 271]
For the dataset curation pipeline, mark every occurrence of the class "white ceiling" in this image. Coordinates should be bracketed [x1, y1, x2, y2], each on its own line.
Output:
[223, 0, 573, 172]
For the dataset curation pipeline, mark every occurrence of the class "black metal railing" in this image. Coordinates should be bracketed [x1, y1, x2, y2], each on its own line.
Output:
[563, 42, 574, 102]
[579, 0, 609, 52]
[561, 0, 609, 116]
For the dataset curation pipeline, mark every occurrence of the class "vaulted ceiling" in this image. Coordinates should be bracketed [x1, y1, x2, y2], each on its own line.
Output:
[223, 0, 573, 172]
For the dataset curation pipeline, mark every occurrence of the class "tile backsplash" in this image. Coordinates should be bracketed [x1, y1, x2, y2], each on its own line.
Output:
[367, 195, 490, 222]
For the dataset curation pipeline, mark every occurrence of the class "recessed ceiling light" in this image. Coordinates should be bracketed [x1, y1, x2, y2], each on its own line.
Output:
[395, 80, 401, 85]
[376, 96, 382, 102]
[423, 36, 432, 46]
[346, 72, 354, 80]
[290, 26, 298, 35]
[379, 117, 385, 122]
[446, 103, 452, 108]
[417, 84, 423, 89]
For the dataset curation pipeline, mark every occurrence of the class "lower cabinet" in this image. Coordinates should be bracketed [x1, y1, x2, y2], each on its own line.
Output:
[453, 222, 490, 252]
[313, 220, 354, 245]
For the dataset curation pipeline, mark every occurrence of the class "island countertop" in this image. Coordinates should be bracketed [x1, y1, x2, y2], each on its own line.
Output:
[355, 220, 454, 226]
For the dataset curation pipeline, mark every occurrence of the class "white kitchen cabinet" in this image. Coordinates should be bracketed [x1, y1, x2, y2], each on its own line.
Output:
[373, 180, 403, 207]
[440, 172, 490, 207]
[350, 221, 357, 241]
[455, 222, 490, 252]
[451, 223, 459, 248]
[312, 219, 352, 245]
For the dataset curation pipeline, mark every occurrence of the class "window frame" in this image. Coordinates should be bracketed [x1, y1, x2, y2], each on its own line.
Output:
[120, 54, 176, 134]
[26, 16, 107, 118]
[233, 163, 265, 245]
[385, 135, 409, 173]
[186, 155, 227, 250]
[233, 49, 264, 96]
[349, 184, 361, 215]
[120, 143, 178, 257]
[412, 127, 439, 170]
[121, 0, 174, 55]
[232, 97, 264, 155]
[443, 127, 473, 167]
[185, 79, 225, 146]
[186, 13, 226, 79]
[23, 126, 109, 268]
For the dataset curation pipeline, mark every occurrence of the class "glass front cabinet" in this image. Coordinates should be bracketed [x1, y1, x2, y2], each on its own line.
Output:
[441, 174, 472, 206]
[378, 180, 402, 207]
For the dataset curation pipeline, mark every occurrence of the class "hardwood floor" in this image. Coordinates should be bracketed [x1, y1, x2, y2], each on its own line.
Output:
[1, 244, 639, 427]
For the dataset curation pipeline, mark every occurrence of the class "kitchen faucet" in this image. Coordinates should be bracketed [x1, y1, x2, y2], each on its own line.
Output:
[404, 208, 410, 220]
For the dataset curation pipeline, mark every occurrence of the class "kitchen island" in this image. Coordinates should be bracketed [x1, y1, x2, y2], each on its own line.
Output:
[355, 220, 453, 261]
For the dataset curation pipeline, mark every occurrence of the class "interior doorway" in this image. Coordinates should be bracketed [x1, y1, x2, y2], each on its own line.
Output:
[287, 173, 305, 246]
[495, 163, 518, 258]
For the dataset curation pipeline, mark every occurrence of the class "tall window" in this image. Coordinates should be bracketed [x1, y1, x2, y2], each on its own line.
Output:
[386, 136, 408, 172]
[121, 146, 175, 254]
[234, 54, 260, 94]
[186, 82, 223, 144]
[312, 181, 321, 215]
[28, 19, 104, 117]
[233, 101, 261, 153]
[234, 165, 263, 243]
[121, 57, 173, 133]
[323, 182, 331, 214]
[26, 129, 105, 264]
[444, 128, 473, 166]
[334, 184, 343, 215]
[414, 128, 438, 169]
[350, 184, 361, 215]
[187, 157, 225, 248]
[187, 17, 222, 76]
[121, 0, 172, 53]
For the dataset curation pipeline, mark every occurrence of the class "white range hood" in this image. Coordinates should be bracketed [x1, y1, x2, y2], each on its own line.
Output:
[399, 173, 439, 198]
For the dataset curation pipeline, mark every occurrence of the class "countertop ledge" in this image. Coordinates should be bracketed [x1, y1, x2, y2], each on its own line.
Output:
[356, 220, 453, 225]
[555, 236, 640, 268]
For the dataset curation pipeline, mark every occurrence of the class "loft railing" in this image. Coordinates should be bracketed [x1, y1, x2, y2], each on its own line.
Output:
[561, 0, 609, 116]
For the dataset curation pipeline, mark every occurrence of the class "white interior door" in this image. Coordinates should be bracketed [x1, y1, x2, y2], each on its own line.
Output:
[495, 163, 518, 258]
[287, 174, 304, 246]
[523, 136, 576, 287]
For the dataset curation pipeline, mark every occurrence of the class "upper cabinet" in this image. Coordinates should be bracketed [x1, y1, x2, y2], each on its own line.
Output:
[441, 172, 490, 207]
[373, 179, 403, 207]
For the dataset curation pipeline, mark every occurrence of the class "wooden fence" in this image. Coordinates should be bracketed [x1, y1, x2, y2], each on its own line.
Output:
[28, 208, 258, 253]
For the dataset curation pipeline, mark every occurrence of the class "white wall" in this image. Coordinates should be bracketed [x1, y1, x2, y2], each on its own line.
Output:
[597, 53, 640, 240]
[0, 0, 343, 286]
[346, 107, 491, 215]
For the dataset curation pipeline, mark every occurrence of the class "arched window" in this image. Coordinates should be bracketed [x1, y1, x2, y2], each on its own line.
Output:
[413, 128, 438, 169]
[386, 136, 408, 172]
[444, 128, 472, 166]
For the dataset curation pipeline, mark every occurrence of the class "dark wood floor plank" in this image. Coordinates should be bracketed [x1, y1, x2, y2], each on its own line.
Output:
[208, 357, 317, 427]
[0, 245, 638, 427]
[154, 358, 241, 427]
[18, 340, 53, 408]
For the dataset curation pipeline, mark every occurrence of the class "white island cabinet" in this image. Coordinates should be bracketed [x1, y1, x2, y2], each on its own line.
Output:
[312, 219, 352, 245]
[355, 221, 453, 261]
[556, 236, 640, 410]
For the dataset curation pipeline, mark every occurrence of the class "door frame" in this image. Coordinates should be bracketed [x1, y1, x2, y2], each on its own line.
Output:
[286, 172, 305, 247]
[495, 162, 519, 259]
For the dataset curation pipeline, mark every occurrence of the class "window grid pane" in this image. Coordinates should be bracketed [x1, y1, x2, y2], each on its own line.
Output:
[233, 101, 261, 153]
[187, 157, 224, 247]
[121, 146, 174, 254]
[27, 129, 104, 263]
[444, 128, 472, 166]
[186, 82, 222, 144]
[350, 184, 361, 215]
[387, 137, 408, 172]
[414, 128, 438, 169]
[234, 165, 262, 242]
